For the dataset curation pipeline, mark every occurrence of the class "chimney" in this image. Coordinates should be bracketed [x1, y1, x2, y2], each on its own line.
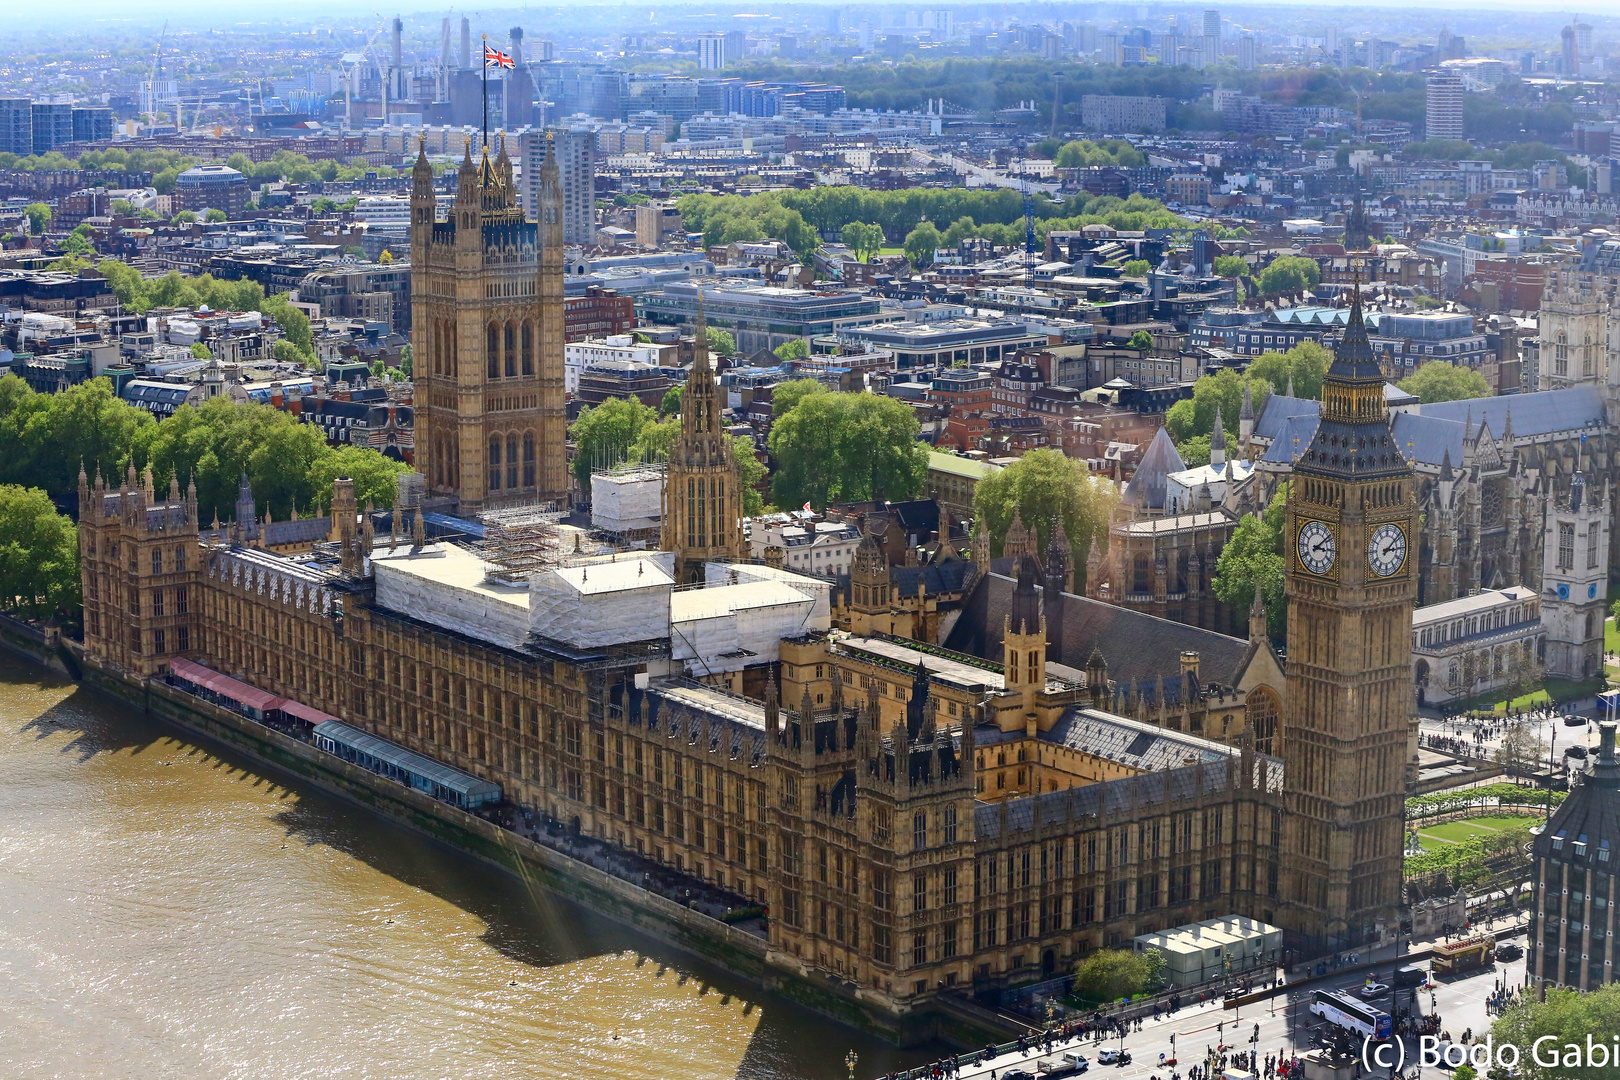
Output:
[1180, 650, 1200, 682]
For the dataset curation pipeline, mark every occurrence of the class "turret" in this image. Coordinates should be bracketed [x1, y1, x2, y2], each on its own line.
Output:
[1209, 401, 1226, 468]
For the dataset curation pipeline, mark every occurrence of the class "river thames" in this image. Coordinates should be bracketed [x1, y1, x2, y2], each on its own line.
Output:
[0, 654, 932, 1079]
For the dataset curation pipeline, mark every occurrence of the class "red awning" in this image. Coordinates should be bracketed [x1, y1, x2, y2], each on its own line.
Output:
[168, 658, 286, 713]
[280, 700, 340, 726]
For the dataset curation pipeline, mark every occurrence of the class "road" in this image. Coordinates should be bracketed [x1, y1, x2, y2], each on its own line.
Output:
[895, 953, 1525, 1080]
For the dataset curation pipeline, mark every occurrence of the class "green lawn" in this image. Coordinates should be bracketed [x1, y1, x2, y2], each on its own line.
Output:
[1607, 616, 1620, 657]
[1481, 676, 1607, 714]
[1414, 813, 1538, 850]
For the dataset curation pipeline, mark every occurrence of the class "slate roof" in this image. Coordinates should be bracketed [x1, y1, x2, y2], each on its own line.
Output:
[1533, 724, 1620, 875]
[1254, 385, 1609, 470]
[1120, 427, 1187, 511]
[943, 572, 1252, 688]
[1421, 385, 1607, 438]
[890, 559, 977, 597]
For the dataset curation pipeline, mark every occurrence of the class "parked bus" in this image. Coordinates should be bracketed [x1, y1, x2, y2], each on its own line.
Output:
[1310, 990, 1393, 1040]
[1431, 934, 1495, 977]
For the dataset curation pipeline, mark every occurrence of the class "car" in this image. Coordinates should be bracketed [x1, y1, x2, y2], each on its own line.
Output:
[1003, 1072, 1035, 1080]
[1564, 714, 1589, 727]
[1566, 745, 1589, 759]
[1359, 982, 1389, 998]
[1098, 1049, 1122, 1065]
[1496, 942, 1523, 961]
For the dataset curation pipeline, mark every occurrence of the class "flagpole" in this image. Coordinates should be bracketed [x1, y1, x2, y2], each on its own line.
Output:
[481, 33, 488, 149]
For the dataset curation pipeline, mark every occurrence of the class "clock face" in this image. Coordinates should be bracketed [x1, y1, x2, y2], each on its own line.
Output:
[1297, 520, 1337, 576]
[1367, 523, 1408, 578]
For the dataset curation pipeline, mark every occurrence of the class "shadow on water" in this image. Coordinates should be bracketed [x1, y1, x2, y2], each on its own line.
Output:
[7, 662, 936, 1079]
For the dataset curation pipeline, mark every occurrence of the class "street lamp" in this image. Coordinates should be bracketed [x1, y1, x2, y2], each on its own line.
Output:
[846, 1049, 858, 1080]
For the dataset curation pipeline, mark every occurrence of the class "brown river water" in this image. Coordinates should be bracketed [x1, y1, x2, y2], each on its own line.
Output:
[0, 653, 936, 1080]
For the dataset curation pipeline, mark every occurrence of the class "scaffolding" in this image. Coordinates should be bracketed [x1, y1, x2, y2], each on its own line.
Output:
[474, 500, 567, 585]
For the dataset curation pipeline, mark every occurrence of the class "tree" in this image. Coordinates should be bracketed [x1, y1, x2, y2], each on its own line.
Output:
[972, 449, 1116, 586]
[1122, 258, 1151, 278]
[307, 445, 411, 512]
[398, 344, 412, 379]
[311, 197, 337, 216]
[1494, 722, 1548, 776]
[768, 392, 928, 509]
[171, 210, 198, 225]
[204, 209, 227, 223]
[0, 484, 80, 619]
[378, 249, 394, 263]
[1398, 361, 1492, 404]
[0, 376, 152, 499]
[263, 293, 312, 352]
[23, 202, 51, 235]
[903, 221, 941, 269]
[734, 436, 766, 517]
[272, 340, 315, 368]
[1127, 330, 1154, 351]
[1165, 368, 1265, 446]
[705, 326, 737, 358]
[190, 343, 212, 360]
[1071, 948, 1165, 1005]
[773, 338, 810, 362]
[1212, 486, 1290, 641]
[840, 221, 885, 263]
[1257, 254, 1321, 297]
[1247, 341, 1331, 401]
[569, 398, 657, 492]
[1213, 254, 1249, 278]
[772, 377, 827, 418]
[659, 385, 683, 418]
[1491, 984, 1620, 1080]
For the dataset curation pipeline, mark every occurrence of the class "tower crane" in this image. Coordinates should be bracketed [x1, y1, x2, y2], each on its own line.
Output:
[142, 21, 169, 120]
[343, 15, 391, 134]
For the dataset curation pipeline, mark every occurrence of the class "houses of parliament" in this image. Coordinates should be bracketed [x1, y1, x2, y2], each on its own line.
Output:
[76, 137, 1413, 1014]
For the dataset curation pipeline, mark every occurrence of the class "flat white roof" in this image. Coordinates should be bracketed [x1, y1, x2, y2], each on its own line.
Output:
[371, 543, 531, 610]
[672, 579, 814, 622]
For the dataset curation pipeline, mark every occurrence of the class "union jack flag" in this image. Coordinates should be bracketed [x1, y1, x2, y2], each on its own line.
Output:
[483, 45, 514, 69]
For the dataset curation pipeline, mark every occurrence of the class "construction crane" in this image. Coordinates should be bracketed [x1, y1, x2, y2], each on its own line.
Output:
[342, 15, 391, 134]
[141, 21, 168, 120]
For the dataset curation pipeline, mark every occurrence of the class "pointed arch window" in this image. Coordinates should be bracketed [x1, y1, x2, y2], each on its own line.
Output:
[488, 437, 502, 490]
[521, 322, 534, 376]
[504, 323, 517, 377]
[487, 324, 500, 379]
[522, 433, 535, 487]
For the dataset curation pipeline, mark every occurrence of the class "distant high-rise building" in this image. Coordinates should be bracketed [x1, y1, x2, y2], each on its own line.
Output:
[1425, 72, 1464, 141]
[1236, 34, 1256, 69]
[0, 99, 32, 156]
[1203, 9, 1220, 37]
[516, 127, 596, 246]
[724, 29, 747, 61]
[71, 107, 113, 143]
[697, 32, 727, 70]
[30, 102, 71, 154]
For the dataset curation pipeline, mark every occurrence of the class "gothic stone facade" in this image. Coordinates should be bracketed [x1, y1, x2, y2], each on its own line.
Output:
[80, 476, 1292, 1009]
[410, 136, 567, 514]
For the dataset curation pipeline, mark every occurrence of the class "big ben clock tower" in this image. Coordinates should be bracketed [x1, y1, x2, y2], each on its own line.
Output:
[1279, 286, 1416, 951]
